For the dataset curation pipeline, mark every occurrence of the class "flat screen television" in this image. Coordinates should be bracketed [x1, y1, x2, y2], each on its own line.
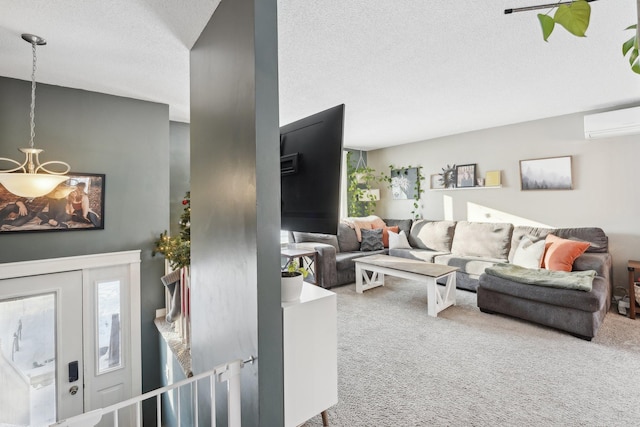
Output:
[280, 104, 344, 235]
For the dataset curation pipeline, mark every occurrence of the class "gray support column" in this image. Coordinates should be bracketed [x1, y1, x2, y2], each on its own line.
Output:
[190, 0, 282, 425]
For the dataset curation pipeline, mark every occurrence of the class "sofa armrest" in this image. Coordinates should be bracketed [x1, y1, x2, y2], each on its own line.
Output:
[288, 242, 338, 289]
[573, 252, 612, 284]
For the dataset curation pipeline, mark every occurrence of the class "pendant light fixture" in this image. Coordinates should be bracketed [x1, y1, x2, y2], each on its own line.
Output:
[0, 34, 70, 198]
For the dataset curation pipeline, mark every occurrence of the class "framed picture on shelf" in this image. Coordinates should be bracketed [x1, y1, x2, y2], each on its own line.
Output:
[485, 170, 501, 187]
[455, 164, 476, 188]
[519, 156, 572, 191]
[0, 172, 105, 233]
[430, 174, 444, 190]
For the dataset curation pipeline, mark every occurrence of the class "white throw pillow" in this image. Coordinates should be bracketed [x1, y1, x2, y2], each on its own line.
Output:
[512, 236, 547, 269]
[388, 230, 412, 249]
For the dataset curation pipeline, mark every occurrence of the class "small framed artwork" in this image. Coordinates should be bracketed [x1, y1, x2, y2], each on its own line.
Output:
[430, 174, 444, 190]
[519, 156, 572, 191]
[390, 167, 420, 199]
[456, 164, 476, 188]
[0, 172, 105, 233]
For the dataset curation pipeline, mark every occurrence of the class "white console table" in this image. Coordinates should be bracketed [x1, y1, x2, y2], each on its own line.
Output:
[282, 283, 337, 426]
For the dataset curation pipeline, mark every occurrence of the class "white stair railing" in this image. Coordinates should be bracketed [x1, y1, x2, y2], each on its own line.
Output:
[50, 356, 255, 427]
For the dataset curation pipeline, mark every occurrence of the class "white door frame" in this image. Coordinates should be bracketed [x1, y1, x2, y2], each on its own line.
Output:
[0, 250, 141, 420]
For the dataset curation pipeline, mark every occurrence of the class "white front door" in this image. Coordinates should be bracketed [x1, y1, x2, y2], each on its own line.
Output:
[0, 271, 84, 426]
[83, 265, 136, 426]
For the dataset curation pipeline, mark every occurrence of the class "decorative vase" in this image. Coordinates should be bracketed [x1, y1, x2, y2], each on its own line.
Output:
[281, 272, 304, 302]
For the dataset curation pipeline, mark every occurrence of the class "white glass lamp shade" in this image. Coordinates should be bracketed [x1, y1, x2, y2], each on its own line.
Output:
[0, 173, 68, 198]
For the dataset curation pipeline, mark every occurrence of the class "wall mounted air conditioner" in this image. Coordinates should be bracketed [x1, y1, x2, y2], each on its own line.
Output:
[584, 106, 640, 139]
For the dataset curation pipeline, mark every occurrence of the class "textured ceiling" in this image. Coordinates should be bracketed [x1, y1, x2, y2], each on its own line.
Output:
[0, 0, 638, 150]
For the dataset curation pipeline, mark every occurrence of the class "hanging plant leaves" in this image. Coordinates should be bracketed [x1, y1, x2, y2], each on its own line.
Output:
[554, 0, 590, 37]
[623, 25, 640, 75]
[538, 14, 555, 41]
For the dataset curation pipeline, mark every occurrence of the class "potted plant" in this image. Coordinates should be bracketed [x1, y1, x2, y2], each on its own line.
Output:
[281, 260, 309, 302]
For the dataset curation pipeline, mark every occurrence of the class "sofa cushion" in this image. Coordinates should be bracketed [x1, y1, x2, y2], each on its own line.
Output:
[434, 254, 503, 278]
[360, 228, 384, 251]
[293, 231, 340, 252]
[451, 221, 512, 261]
[478, 273, 608, 313]
[409, 220, 456, 252]
[388, 229, 411, 249]
[512, 237, 547, 269]
[337, 223, 360, 252]
[552, 227, 608, 253]
[336, 250, 386, 271]
[509, 226, 554, 262]
[543, 234, 590, 272]
[383, 219, 413, 237]
[510, 226, 608, 262]
[573, 252, 611, 279]
[380, 226, 399, 248]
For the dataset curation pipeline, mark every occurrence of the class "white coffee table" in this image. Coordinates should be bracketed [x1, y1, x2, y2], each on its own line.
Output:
[354, 254, 458, 317]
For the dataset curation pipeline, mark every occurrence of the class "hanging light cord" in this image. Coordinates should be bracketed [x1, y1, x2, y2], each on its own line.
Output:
[29, 40, 37, 149]
[0, 33, 70, 177]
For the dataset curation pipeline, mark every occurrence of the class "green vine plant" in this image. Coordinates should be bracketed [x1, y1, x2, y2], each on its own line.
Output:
[533, 0, 639, 74]
[623, 24, 640, 74]
[382, 165, 425, 220]
[346, 151, 383, 217]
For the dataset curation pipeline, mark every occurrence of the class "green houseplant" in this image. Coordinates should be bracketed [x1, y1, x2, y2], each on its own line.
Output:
[281, 260, 309, 302]
[346, 151, 382, 217]
[529, 0, 639, 75]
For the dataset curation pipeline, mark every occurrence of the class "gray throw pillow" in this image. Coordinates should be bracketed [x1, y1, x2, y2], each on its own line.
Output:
[360, 228, 384, 251]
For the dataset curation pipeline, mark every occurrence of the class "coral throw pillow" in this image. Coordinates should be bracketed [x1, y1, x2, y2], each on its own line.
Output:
[378, 226, 399, 248]
[543, 234, 590, 272]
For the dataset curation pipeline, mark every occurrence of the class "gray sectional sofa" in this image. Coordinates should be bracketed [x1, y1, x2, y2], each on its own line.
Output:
[288, 219, 612, 340]
[476, 226, 611, 340]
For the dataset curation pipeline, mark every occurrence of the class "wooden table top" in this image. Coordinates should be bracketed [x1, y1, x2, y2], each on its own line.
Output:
[354, 254, 458, 278]
[281, 247, 317, 258]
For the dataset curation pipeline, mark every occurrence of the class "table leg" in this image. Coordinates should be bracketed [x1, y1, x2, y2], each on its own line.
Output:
[426, 277, 437, 317]
[311, 252, 318, 286]
[425, 272, 456, 317]
[629, 266, 636, 320]
[356, 263, 363, 293]
[321, 410, 329, 426]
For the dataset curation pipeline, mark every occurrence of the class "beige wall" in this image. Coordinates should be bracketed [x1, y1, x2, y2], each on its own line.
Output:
[367, 110, 640, 290]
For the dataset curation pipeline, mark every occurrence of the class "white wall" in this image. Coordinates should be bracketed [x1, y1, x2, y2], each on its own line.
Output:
[368, 110, 640, 290]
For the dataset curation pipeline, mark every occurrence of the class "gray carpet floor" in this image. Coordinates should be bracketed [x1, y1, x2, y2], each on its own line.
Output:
[301, 277, 640, 426]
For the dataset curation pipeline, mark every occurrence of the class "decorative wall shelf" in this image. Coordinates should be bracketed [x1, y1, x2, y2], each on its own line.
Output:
[431, 185, 502, 191]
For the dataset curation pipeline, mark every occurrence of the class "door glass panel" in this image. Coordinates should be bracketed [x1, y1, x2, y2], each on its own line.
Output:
[97, 280, 122, 374]
[0, 293, 56, 426]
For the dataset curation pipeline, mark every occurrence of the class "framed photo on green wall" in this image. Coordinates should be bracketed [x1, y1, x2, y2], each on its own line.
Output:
[0, 172, 105, 233]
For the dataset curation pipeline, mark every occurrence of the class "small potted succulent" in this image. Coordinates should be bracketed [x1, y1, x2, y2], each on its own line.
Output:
[281, 260, 309, 302]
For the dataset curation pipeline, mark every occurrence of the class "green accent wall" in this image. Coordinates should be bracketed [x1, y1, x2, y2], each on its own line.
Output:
[0, 76, 169, 423]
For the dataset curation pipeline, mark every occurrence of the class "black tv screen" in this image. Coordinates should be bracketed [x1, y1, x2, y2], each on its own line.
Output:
[280, 104, 345, 235]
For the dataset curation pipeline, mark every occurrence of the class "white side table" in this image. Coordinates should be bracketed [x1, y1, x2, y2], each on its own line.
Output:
[282, 283, 337, 426]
